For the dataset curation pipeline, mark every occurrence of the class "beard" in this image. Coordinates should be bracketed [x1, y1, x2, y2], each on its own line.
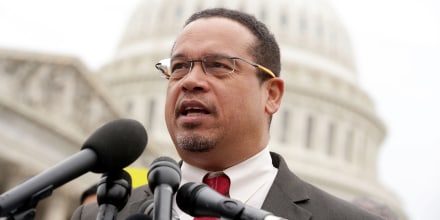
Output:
[176, 134, 217, 152]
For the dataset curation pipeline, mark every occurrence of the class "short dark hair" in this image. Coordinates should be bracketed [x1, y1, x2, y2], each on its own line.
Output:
[184, 8, 281, 81]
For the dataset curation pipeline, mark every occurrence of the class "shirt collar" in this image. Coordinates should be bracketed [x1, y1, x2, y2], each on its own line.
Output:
[181, 147, 275, 203]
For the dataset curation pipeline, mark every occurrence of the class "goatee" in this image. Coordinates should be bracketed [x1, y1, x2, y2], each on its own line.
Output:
[176, 135, 216, 152]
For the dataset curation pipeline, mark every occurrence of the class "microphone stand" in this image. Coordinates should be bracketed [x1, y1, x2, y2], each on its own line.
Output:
[147, 157, 181, 220]
[96, 170, 132, 220]
[1, 185, 53, 220]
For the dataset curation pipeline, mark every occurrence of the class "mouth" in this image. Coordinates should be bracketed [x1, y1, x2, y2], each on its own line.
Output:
[178, 100, 211, 117]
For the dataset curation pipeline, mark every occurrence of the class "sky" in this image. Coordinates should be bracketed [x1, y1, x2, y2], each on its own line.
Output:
[330, 1, 440, 219]
[0, 0, 439, 219]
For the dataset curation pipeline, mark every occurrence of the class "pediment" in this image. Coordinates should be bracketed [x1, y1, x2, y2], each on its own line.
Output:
[0, 49, 124, 143]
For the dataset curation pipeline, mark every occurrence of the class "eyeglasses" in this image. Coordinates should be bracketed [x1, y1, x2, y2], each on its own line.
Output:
[155, 54, 276, 79]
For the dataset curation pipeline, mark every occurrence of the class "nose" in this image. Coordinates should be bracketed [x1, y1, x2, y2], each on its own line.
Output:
[180, 61, 208, 92]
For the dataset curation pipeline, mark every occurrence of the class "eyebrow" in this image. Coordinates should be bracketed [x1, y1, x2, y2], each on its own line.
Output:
[170, 54, 187, 60]
[171, 52, 233, 60]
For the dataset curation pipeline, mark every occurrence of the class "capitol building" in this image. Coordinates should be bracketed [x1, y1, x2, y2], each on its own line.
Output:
[0, 0, 406, 219]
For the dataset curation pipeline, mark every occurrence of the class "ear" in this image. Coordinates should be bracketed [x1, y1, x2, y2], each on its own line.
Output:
[264, 78, 284, 114]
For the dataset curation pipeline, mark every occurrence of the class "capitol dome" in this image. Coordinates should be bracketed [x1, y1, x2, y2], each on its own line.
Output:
[113, 0, 356, 82]
[0, 0, 409, 219]
[98, 0, 405, 219]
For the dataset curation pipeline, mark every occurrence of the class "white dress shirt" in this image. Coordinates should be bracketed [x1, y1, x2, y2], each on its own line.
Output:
[174, 147, 278, 220]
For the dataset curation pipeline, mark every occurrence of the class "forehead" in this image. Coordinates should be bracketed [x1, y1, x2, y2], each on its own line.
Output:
[172, 17, 256, 58]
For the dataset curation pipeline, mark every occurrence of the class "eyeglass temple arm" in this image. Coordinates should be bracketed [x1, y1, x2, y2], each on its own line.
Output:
[256, 65, 277, 78]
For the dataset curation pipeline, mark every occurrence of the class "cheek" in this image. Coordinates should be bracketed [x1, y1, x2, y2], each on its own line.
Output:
[223, 88, 262, 121]
[164, 98, 173, 120]
[165, 85, 178, 120]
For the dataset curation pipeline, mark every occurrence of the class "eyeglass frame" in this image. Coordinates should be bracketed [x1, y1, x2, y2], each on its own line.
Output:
[155, 54, 277, 79]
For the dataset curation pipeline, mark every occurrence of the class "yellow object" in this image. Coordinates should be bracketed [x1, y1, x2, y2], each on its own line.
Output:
[124, 167, 148, 188]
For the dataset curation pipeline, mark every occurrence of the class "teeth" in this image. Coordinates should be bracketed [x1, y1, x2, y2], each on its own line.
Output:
[186, 107, 203, 111]
[182, 106, 206, 115]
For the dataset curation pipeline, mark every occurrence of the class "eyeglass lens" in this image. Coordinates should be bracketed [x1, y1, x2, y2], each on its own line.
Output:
[170, 55, 236, 78]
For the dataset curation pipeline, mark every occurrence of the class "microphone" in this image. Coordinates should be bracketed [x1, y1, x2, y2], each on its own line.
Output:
[138, 199, 154, 217]
[96, 170, 132, 220]
[124, 199, 154, 220]
[0, 118, 147, 217]
[147, 157, 181, 220]
[125, 213, 152, 220]
[176, 182, 287, 220]
[132, 199, 179, 220]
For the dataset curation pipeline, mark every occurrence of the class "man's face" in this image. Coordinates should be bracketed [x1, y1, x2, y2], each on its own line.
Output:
[164, 17, 276, 169]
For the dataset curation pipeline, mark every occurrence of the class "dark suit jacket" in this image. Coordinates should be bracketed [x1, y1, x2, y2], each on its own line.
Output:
[71, 152, 383, 220]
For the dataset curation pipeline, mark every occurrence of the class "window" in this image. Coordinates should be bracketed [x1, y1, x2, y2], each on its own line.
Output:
[125, 101, 133, 114]
[326, 123, 335, 155]
[280, 110, 290, 143]
[344, 130, 354, 162]
[315, 16, 323, 38]
[305, 115, 314, 149]
[260, 8, 267, 21]
[280, 8, 288, 26]
[175, 5, 183, 18]
[299, 11, 308, 33]
[146, 99, 156, 131]
[360, 133, 368, 169]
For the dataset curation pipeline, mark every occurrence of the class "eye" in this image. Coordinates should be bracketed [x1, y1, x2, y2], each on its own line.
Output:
[204, 57, 234, 72]
[171, 60, 190, 73]
[205, 61, 227, 69]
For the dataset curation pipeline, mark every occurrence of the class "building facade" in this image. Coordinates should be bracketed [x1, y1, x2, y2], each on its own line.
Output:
[0, 0, 406, 219]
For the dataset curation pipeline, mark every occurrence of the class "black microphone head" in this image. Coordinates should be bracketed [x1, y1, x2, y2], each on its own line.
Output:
[81, 118, 148, 173]
[147, 156, 181, 193]
[97, 169, 132, 210]
[176, 182, 207, 217]
[103, 169, 133, 188]
[176, 182, 243, 218]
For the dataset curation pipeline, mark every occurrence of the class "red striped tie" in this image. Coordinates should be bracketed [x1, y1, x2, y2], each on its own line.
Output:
[193, 173, 230, 220]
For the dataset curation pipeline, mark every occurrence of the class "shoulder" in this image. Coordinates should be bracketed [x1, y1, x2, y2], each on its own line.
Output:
[71, 202, 99, 220]
[302, 182, 383, 219]
[117, 185, 153, 218]
[268, 152, 383, 220]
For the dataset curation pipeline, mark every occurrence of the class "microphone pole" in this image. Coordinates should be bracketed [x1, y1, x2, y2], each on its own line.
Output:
[125, 198, 179, 220]
[147, 157, 181, 220]
[96, 170, 132, 220]
[124, 199, 154, 220]
[0, 118, 147, 219]
[177, 182, 287, 220]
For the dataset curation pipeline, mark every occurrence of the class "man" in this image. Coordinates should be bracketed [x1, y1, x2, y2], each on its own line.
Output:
[79, 184, 97, 205]
[72, 8, 383, 220]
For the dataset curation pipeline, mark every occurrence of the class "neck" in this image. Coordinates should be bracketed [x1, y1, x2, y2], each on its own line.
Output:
[179, 143, 268, 171]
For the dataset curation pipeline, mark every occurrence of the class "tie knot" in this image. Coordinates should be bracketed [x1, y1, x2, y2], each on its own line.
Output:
[193, 173, 231, 220]
[203, 173, 230, 197]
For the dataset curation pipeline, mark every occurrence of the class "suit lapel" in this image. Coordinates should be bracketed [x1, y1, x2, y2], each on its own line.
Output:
[262, 152, 312, 220]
